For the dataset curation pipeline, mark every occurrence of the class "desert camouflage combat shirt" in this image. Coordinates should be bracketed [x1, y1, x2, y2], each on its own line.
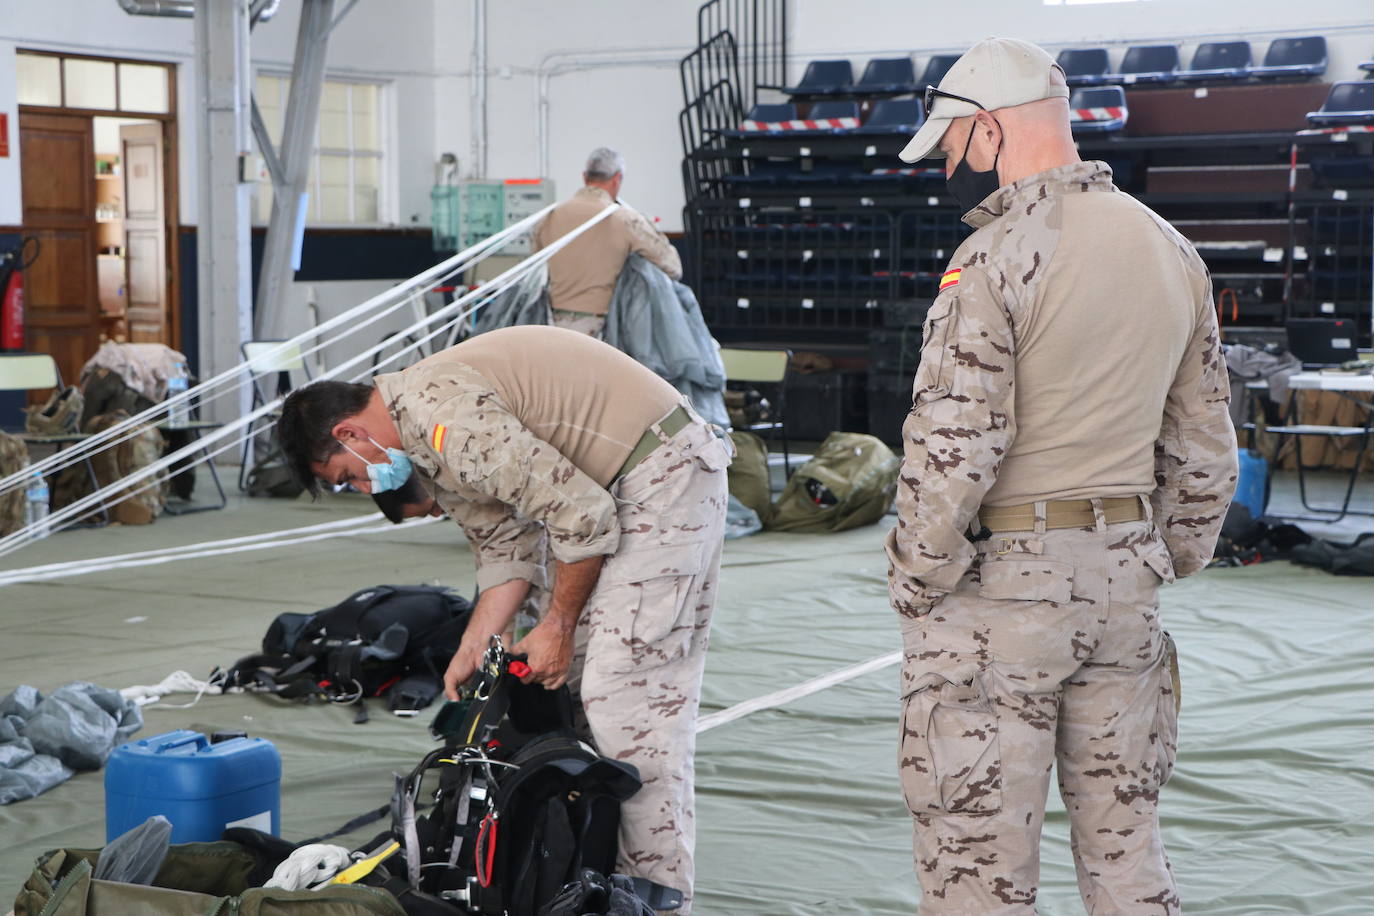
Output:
[886, 160, 1237, 617]
[374, 326, 681, 591]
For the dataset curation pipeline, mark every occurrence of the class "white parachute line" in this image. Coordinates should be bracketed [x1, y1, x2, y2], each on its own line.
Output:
[0, 202, 618, 556]
[0, 204, 556, 494]
[0, 516, 445, 587]
[695, 651, 902, 734]
[0, 514, 384, 585]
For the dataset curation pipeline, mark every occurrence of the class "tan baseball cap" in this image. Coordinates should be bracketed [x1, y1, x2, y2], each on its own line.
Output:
[899, 37, 1069, 163]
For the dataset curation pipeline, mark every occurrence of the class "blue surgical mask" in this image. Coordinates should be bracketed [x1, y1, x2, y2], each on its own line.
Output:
[340, 436, 414, 493]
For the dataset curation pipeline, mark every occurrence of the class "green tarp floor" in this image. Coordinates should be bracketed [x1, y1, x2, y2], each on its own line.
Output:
[1, 491, 1372, 913]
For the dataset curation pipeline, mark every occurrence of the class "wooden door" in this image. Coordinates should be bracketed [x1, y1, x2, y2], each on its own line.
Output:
[120, 122, 168, 344]
[18, 112, 98, 390]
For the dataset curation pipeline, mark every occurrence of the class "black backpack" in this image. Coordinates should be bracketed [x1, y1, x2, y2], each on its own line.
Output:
[225, 585, 473, 719]
[378, 640, 678, 915]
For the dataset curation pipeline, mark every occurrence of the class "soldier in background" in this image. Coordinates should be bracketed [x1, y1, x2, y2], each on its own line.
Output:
[277, 326, 730, 911]
[533, 147, 682, 338]
[886, 38, 1236, 913]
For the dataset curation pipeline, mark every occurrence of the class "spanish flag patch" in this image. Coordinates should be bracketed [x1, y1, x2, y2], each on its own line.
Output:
[431, 424, 447, 452]
[939, 268, 961, 292]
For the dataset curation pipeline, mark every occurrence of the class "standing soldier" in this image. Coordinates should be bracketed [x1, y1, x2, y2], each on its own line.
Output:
[277, 326, 731, 912]
[886, 38, 1236, 913]
[534, 147, 682, 338]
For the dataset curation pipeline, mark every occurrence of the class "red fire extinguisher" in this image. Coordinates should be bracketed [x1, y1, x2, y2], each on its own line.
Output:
[1, 237, 40, 352]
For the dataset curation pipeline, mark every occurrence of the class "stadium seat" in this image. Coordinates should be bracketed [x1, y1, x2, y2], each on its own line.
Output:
[1306, 81, 1374, 127]
[806, 100, 862, 126]
[853, 97, 924, 134]
[1114, 44, 1180, 85]
[734, 102, 799, 134]
[1250, 36, 1326, 79]
[724, 159, 798, 188]
[1057, 48, 1111, 87]
[1069, 86, 1128, 134]
[1361, 59, 1374, 76]
[854, 57, 919, 96]
[783, 60, 853, 97]
[1177, 41, 1251, 82]
[919, 55, 960, 89]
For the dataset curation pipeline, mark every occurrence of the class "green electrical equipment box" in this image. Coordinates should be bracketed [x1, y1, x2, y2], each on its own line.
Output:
[459, 180, 505, 251]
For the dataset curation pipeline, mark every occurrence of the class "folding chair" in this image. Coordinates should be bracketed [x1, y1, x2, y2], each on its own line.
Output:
[0, 353, 107, 527]
[239, 340, 312, 492]
[720, 347, 792, 476]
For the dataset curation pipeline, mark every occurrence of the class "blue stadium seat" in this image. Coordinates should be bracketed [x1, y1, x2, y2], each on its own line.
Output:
[1069, 86, 1128, 134]
[1057, 48, 1111, 87]
[806, 100, 862, 124]
[855, 58, 918, 96]
[1115, 45, 1179, 85]
[1306, 81, 1374, 127]
[919, 55, 960, 89]
[724, 159, 798, 188]
[853, 97, 924, 135]
[783, 60, 853, 97]
[1251, 36, 1327, 79]
[1361, 59, 1374, 76]
[1177, 41, 1251, 82]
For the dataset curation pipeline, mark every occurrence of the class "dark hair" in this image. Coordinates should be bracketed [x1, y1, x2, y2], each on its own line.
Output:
[276, 380, 375, 497]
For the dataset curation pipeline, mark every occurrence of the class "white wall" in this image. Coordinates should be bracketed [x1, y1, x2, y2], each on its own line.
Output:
[0, 0, 438, 227]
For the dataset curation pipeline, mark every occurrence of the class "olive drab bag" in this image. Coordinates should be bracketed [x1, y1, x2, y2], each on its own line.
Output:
[767, 431, 899, 533]
[726, 430, 771, 523]
[13, 844, 406, 916]
[0, 429, 29, 536]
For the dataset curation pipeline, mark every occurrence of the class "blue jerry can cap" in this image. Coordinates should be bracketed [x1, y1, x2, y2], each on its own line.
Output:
[106, 729, 282, 800]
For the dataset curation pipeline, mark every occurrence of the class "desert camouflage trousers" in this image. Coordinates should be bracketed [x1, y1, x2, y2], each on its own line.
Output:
[565, 414, 730, 913]
[898, 497, 1182, 915]
[549, 307, 606, 339]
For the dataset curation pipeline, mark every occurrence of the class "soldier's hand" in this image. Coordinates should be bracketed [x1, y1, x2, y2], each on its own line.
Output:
[442, 638, 485, 701]
[512, 619, 575, 691]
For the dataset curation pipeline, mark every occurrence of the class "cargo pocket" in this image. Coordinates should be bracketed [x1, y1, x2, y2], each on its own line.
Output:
[1142, 538, 1177, 585]
[978, 558, 1074, 604]
[914, 298, 955, 404]
[1154, 631, 1181, 787]
[898, 666, 1003, 817]
[598, 542, 706, 674]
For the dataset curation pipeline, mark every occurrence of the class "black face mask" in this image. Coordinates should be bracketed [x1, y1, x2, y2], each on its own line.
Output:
[946, 118, 1002, 214]
[370, 470, 431, 524]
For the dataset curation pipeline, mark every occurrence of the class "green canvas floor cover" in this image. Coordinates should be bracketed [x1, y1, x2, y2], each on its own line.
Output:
[1, 495, 1372, 913]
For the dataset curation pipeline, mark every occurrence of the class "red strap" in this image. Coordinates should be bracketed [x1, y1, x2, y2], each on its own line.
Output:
[476, 815, 498, 888]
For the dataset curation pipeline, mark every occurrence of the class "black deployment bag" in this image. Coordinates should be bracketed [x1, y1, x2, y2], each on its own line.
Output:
[225, 585, 473, 717]
[372, 640, 675, 916]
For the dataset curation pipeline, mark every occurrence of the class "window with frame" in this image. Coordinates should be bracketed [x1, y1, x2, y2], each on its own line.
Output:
[253, 74, 386, 225]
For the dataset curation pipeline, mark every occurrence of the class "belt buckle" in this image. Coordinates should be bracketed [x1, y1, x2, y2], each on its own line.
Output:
[996, 538, 1014, 556]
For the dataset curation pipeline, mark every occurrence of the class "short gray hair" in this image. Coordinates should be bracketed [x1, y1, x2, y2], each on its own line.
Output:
[584, 147, 626, 181]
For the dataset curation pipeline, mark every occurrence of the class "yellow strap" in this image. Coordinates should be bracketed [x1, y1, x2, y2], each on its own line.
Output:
[328, 840, 400, 886]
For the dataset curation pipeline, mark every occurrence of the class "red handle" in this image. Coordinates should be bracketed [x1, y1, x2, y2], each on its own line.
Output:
[507, 660, 531, 678]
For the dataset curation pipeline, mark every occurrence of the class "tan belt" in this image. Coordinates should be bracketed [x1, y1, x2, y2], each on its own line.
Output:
[616, 407, 691, 480]
[978, 496, 1146, 533]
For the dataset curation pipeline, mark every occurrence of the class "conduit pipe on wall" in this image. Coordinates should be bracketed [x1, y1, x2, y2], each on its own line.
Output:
[535, 45, 688, 179]
[117, 0, 279, 21]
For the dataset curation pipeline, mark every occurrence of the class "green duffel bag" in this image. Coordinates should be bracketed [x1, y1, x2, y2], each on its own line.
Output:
[767, 431, 899, 533]
[727, 430, 772, 523]
[14, 843, 406, 916]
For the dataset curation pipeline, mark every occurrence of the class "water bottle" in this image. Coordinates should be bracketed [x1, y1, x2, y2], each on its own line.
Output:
[25, 469, 51, 539]
[167, 361, 190, 428]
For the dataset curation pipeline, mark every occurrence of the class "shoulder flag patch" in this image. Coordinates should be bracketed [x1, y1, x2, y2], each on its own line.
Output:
[431, 424, 447, 452]
[939, 268, 961, 292]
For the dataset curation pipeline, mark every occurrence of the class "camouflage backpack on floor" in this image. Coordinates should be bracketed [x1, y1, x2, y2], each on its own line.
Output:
[51, 410, 168, 525]
[767, 431, 899, 533]
[0, 430, 30, 536]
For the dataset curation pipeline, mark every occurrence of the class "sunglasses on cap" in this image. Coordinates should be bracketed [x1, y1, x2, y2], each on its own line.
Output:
[924, 85, 987, 115]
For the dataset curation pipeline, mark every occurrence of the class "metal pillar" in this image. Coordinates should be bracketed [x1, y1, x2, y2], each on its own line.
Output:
[195, 0, 254, 423]
[470, 0, 487, 179]
[253, 0, 337, 341]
